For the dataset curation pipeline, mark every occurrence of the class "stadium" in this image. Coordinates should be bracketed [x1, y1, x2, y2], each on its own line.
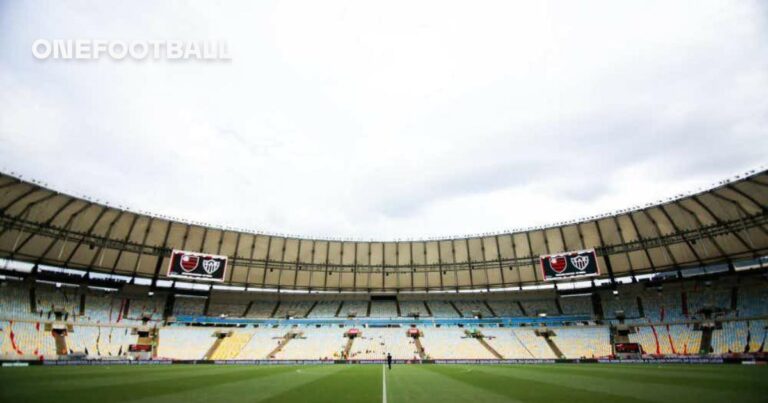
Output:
[0, 168, 767, 401]
[2, 1, 768, 402]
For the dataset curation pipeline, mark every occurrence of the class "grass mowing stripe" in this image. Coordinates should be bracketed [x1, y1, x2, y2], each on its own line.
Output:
[388, 364, 523, 403]
[515, 364, 765, 390]
[127, 365, 350, 403]
[475, 365, 768, 403]
[423, 365, 653, 403]
[257, 364, 380, 403]
[1, 365, 298, 403]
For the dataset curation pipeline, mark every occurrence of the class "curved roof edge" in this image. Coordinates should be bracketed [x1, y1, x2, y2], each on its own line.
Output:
[0, 168, 766, 291]
[1, 166, 765, 242]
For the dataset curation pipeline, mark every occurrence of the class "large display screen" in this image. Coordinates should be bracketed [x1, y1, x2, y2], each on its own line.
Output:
[540, 249, 600, 281]
[167, 249, 228, 282]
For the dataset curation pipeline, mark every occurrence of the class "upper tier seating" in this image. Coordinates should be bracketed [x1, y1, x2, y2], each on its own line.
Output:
[559, 296, 593, 316]
[427, 301, 460, 318]
[520, 299, 558, 316]
[207, 302, 248, 317]
[0, 282, 36, 320]
[172, 297, 206, 316]
[398, 301, 428, 317]
[307, 301, 341, 318]
[369, 301, 398, 318]
[640, 290, 685, 323]
[486, 301, 523, 317]
[273, 301, 313, 318]
[738, 285, 768, 318]
[245, 301, 277, 318]
[453, 300, 493, 318]
[340, 301, 368, 317]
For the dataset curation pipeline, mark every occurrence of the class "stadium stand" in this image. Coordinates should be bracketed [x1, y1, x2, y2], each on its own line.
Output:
[273, 301, 313, 318]
[482, 328, 536, 358]
[275, 326, 345, 360]
[348, 328, 419, 360]
[452, 300, 493, 318]
[307, 301, 341, 318]
[340, 301, 368, 318]
[520, 299, 559, 317]
[551, 326, 611, 358]
[558, 296, 594, 316]
[427, 301, 460, 318]
[207, 302, 248, 317]
[156, 327, 215, 360]
[172, 297, 206, 316]
[420, 328, 496, 359]
[486, 301, 524, 317]
[369, 301, 398, 318]
[236, 327, 288, 359]
[244, 301, 277, 318]
[398, 301, 429, 317]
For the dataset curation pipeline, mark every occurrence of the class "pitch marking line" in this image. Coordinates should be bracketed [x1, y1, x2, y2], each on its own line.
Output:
[382, 364, 387, 403]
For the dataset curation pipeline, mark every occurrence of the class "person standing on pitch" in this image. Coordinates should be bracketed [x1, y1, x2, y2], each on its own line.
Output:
[387, 352, 392, 370]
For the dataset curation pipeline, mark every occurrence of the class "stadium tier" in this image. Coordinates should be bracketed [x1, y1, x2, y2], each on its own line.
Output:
[0, 170, 765, 363]
[1, 270, 767, 361]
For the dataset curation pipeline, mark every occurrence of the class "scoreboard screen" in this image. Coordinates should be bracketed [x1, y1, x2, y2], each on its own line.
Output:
[540, 249, 600, 281]
[167, 249, 228, 282]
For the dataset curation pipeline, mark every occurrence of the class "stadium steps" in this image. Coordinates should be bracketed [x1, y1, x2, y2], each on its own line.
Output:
[366, 301, 372, 317]
[210, 332, 253, 360]
[270, 301, 281, 318]
[30, 287, 36, 313]
[54, 331, 68, 356]
[243, 301, 254, 317]
[555, 298, 564, 315]
[650, 325, 661, 355]
[268, 332, 299, 358]
[516, 301, 527, 316]
[413, 337, 427, 360]
[202, 297, 210, 316]
[543, 336, 564, 359]
[476, 336, 503, 359]
[423, 301, 432, 316]
[449, 301, 462, 317]
[305, 301, 318, 317]
[483, 301, 497, 317]
[343, 336, 355, 359]
[699, 327, 713, 354]
[592, 293, 604, 319]
[395, 300, 401, 317]
[203, 337, 225, 360]
[335, 301, 344, 317]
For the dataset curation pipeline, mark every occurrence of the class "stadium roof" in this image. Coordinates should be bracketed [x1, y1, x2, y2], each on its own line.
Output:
[0, 170, 766, 291]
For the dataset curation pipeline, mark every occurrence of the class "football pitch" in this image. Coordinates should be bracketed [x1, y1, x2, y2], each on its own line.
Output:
[1, 364, 766, 403]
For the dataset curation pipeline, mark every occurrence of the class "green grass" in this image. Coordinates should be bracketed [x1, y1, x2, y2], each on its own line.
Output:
[1, 364, 766, 403]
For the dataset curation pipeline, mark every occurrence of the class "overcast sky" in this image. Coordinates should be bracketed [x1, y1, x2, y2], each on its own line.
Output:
[0, 0, 766, 240]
